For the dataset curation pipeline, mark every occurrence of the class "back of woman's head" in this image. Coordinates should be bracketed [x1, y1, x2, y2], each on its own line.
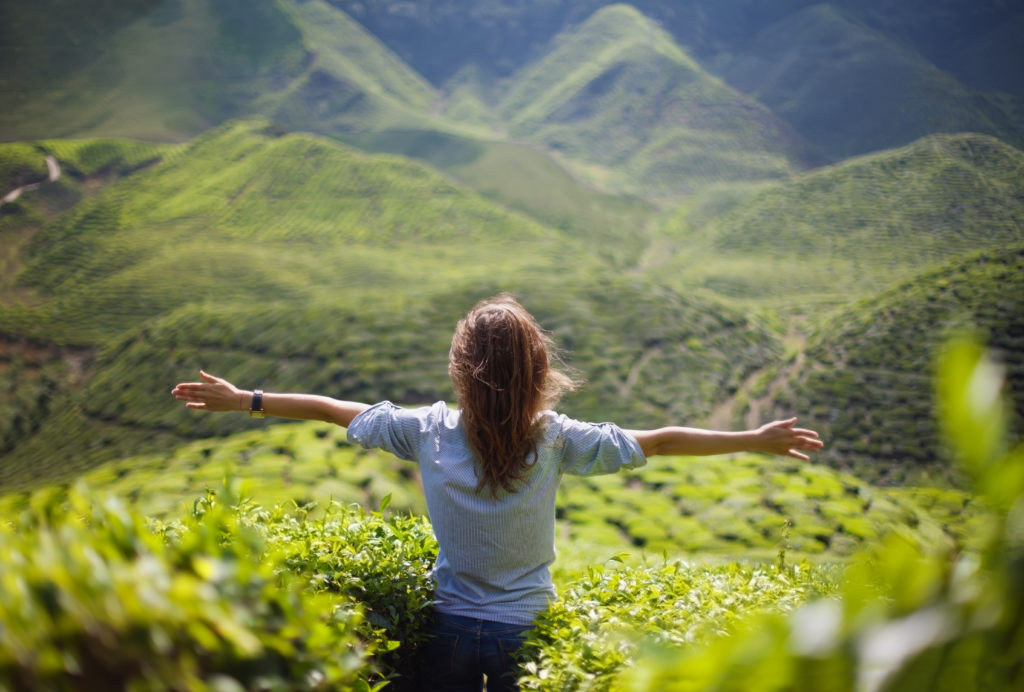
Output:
[449, 294, 575, 497]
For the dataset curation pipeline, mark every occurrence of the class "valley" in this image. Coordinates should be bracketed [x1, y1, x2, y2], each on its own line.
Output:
[0, 1, 1022, 689]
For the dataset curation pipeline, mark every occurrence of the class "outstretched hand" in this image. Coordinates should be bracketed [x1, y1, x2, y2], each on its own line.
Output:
[751, 418, 823, 460]
[171, 370, 247, 412]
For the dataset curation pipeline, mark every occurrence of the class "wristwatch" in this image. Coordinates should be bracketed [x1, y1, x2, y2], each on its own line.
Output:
[250, 389, 265, 418]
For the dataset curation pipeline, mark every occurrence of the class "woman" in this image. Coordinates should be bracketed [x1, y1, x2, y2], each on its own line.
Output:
[172, 293, 822, 691]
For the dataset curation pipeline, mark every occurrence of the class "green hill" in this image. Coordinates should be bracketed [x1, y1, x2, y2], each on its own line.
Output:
[494, 4, 805, 199]
[0, 276, 780, 491]
[9, 1, 1020, 208]
[0, 124, 782, 493]
[0, 143, 50, 191]
[754, 246, 1024, 484]
[344, 1, 1024, 161]
[716, 4, 1023, 161]
[3, 120, 576, 344]
[0, 122, 598, 488]
[338, 128, 657, 253]
[3, 416, 986, 562]
[648, 133, 1024, 311]
[0, 0, 436, 143]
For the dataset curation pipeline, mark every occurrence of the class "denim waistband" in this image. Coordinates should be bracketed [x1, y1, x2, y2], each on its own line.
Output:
[431, 610, 531, 636]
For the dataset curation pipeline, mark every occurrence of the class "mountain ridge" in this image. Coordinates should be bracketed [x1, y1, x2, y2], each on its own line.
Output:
[491, 3, 805, 198]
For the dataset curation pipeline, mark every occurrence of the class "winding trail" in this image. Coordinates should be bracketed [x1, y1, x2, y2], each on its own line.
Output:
[1, 155, 61, 206]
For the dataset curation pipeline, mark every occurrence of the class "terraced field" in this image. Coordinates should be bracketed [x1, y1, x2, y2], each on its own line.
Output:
[2, 416, 986, 566]
[760, 246, 1024, 484]
[650, 133, 1024, 310]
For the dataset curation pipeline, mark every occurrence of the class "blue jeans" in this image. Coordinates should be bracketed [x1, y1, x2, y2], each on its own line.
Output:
[417, 611, 530, 692]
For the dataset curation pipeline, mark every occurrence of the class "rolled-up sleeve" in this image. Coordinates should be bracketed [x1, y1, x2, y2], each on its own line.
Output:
[556, 415, 647, 476]
[346, 401, 430, 462]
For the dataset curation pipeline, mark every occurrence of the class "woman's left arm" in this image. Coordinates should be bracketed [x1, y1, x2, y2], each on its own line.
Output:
[172, 370, 369, 427]
[625, 418, 822, 460]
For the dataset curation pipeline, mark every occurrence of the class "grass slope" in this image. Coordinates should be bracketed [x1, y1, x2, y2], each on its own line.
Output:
[759, 246, 1024, 484]
[0, 0, 436, 142]
[0, 277, 779, 491]
[0, 122, 607, 488]
[717, 4, 1023, 161]
[649, 133, 1024, 311]
[1, 417, 986, 565]
[0, 143, 50, 193]
[494, 4, 804, 200]
[340, 129, 657, 255]
[4, 120, 572, 344]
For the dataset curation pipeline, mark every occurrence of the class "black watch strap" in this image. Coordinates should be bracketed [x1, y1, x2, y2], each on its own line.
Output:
[249, 389, 265, 418]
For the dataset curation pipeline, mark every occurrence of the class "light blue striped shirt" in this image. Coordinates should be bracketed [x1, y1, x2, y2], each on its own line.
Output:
[347, 400, 647, 626]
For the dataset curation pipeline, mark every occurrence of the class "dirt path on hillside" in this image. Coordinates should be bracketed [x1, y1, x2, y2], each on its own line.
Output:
[706, 332, 810, 430]
[1, 155, 61, 206]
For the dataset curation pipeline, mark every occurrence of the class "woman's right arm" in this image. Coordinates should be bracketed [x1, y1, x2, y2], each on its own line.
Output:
[172, 370, 369, 427]
[625, 418, 823, 460]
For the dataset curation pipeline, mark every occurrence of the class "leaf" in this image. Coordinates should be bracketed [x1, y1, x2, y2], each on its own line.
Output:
[936, 335, 1011, 505]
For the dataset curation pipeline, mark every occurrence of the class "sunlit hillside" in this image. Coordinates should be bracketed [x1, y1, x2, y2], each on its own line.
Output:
[762, 245, 1024, 484]
[649, 133, 1024, 311]
[2, 2, 1024, 689]
[492, 4, 805, 199]
[0, 0, 437, 142]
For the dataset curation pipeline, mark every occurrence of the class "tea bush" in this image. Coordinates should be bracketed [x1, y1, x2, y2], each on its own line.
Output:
[519, 560, 840, 690]
[619, 337, 1024, 691]
[0, 486, 438, 690]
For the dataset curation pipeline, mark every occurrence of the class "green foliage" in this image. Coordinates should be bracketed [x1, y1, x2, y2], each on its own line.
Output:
[519, 560, 839, 690]
[494, 4, 799, 199]
[66, 422, 428, 518]
[0, 488, 370, 690]
[617, 337, 1024, 692]
[263, 497, 439, 686]
[766, 246, 1024, 482]
[558, 455, 988, 560]
[0, 485, 439, 690]
[652, 134, 1024, 309]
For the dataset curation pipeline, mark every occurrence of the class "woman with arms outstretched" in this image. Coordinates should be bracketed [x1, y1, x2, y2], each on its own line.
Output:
[172, 293, 822, 692]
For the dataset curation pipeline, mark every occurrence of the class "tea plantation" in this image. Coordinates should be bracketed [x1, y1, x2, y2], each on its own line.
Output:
[2, 109, 1022, 690]
[0, 340, 1020, 690]
[762, 245, 1024, 484]
[4, 337, 1015, 687]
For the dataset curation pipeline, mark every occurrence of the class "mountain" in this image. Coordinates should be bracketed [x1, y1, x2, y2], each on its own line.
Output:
[492, 4, 806, 199]
[0, 276, 780, 490]
[3, 120, 577, 345]
[7, 1, 1022, 201]
[647, 133, 1024, 310]
[715, 4, 1023, 161]
[0, 124, 777, 491]
[3, 0, 1024, 496]
[0, 0, 436, 142]
[345, 0, 1024, 161]
[758, 246, 1024, 484]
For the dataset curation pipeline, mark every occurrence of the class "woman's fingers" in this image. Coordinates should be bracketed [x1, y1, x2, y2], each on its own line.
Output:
[200, 370, 221, 383]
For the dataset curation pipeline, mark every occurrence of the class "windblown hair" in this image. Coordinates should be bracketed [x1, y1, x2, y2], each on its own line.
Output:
[449, 294, 576, 498]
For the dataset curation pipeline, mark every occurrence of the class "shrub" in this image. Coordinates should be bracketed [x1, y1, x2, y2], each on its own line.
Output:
[618, 336, 1024, 691]
[0, 485, 437, 691]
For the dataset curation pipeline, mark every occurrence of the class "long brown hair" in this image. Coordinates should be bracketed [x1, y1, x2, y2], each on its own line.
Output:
[449, 294, 576, 497]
